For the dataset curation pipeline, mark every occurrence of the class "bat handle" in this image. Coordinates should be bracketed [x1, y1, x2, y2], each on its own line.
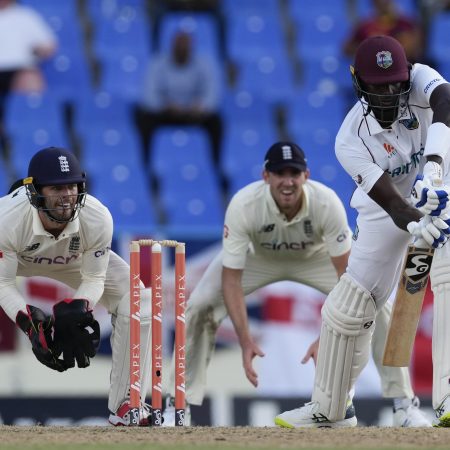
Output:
[413, 237, 429, 249]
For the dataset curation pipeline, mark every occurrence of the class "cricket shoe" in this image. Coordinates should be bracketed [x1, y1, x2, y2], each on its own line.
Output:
[274, 401, 357, 428]
[109, 399, 151, 426]
[162, 396, 191, 426]
[393, 396, 431, 427]
[434, 395, 450, 427]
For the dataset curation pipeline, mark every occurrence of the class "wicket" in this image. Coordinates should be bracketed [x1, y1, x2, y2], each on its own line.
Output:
[129, 239, 186, 426]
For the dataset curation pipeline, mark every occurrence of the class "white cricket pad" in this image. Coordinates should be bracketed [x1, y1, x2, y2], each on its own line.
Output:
[108, 288, 152, 413]
[312, 274, 376, 421]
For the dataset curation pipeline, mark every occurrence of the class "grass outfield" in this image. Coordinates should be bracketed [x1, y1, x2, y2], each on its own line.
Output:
[1, 426, 450, 450]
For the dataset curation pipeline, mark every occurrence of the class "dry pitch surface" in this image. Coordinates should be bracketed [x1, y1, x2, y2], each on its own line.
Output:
[1, 426, 450, 450]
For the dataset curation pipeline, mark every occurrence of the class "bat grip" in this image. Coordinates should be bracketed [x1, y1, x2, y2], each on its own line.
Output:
[413, 237, 429, 249]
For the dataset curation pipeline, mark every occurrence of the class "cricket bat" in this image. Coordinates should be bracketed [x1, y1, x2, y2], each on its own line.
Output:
[382, 244, 434, 367]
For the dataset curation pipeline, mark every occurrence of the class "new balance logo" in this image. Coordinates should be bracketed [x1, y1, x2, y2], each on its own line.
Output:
[258, 224, 275, 233]
[58, 155, 70, 172]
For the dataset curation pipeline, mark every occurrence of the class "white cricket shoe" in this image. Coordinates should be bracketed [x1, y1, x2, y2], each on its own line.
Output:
[109, 399, 151, 426]
[275, 401, 357, 428]
[162, 396, 191, 426]
[393, 396, 431, 427]
[434, 395, 450, 427]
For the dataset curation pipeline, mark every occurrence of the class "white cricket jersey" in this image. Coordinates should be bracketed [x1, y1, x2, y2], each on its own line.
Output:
[0, 187, 113, 320]
[336, 63, 449, 219]
[222, 180, 351, 269]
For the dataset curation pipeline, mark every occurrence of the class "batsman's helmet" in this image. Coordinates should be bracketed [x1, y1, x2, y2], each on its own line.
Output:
[24, 147, 87, 222]
[350, 35, 412, 126]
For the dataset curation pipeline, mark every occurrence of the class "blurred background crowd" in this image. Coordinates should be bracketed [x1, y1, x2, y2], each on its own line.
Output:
[2, 0, 450, 237]
[0, 0, 449, 425]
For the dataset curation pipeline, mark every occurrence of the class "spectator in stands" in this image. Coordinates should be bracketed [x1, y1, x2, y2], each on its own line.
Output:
[343, 0, 425, 64]
[0, 0, 56, 97]
[135, 30, 222, 166]
[0, 0, 57, 132]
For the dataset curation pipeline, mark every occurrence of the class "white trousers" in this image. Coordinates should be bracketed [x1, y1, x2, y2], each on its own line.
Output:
[168, 247, 413, 405]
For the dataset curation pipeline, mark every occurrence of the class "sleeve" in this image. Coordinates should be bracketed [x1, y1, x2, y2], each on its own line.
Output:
[26, 8, 57, 47]
[74, 209, 113, 307]
[321, 190, 352, 257]
[412, 63, 447, 103]
[222, 196, 251, 270]
[335, 137, 385, 194]
[0, 249, 27, 322]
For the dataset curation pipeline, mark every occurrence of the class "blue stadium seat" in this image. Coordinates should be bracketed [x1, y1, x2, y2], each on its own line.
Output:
[73, 91, 133, 132]
[79, 123, 142, 172]
[87, 0, 146, 22]
[160, 171, 224, 228]
[42, 50, 92, 102]
[227, 12, 285, 62]
[221, 122, 278, 195]
[10, 128, 69, 177]
[221, 89, 274, 127]
[88, 161, 157, 233]
[0, 158, 11, 195]
[80, 123, 155, 232]
[285, 92, 347, 138]
[93, 15, 151, 60]
[99, 51, 148, 101]
[158, 13, 220, 61]
[288, 0, 347, 18]
[235, 51, 295, 103]
[222, 0, 280, 15]
[355, 0, 418, 18]
[4, 92, 65, 138]
[295, 14, 350, 60]
[299, 54, 352, 92]
[150, 127, 215, 179]
[428, 12, 450, 65]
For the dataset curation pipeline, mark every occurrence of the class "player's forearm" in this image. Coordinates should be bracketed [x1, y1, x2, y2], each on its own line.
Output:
[73, 279, 105, 308]
[0, 283, 27, 321]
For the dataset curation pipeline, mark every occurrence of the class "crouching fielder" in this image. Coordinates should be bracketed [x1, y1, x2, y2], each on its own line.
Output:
[0, 147, 152, 426]
[276, 35, 450, 428]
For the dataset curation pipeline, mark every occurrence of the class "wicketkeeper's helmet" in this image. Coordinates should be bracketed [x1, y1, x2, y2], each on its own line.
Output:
[24, 147, 87, 222]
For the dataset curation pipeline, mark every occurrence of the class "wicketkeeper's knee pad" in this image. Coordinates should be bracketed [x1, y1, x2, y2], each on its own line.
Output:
[312, 274, 376, 421]
[109, 288, 152, 413]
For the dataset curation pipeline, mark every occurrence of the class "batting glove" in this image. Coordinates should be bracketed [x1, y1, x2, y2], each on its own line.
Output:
[412, 161, 450, 216]
[407, 215, 450, 249]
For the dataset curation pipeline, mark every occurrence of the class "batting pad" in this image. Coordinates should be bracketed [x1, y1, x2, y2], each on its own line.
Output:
[312, 274, 376, 421]
[109, 288, 152, 413]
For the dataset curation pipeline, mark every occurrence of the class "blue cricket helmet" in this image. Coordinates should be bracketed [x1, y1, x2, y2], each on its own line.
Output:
[24, 147, 87, 223]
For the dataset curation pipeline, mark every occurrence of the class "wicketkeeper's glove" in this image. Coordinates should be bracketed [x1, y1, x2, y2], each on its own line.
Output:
[16, 305, 67, 372]
[52, 299, 101, 369]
